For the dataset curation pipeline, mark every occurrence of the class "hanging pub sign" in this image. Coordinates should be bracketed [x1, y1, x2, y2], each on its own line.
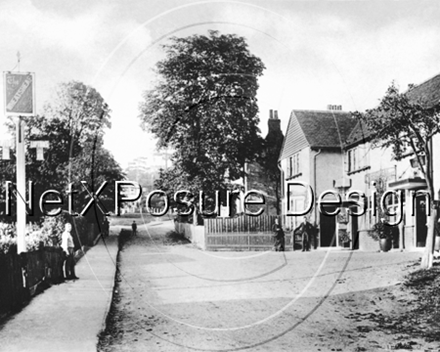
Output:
[3, 72, 35, 116]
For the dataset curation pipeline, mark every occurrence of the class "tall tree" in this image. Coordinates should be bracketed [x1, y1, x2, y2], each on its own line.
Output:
[139, 30, 265, 202]
[0, 81, 123, 222]
[42, 80, 111, 148]
[355, 82, 440, 269]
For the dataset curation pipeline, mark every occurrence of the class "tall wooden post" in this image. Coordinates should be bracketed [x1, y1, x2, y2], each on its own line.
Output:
[16, 117, 26, 253]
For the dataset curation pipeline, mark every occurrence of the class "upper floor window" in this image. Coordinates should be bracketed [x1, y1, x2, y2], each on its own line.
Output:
[347, 145, 368, 173]
[287, 153, 300, 178]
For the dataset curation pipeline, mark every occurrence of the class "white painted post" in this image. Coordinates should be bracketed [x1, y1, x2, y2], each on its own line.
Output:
[16, 117, 26, 253]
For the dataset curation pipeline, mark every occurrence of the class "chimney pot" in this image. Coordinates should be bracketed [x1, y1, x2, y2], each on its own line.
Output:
[274, 110, 278, 119]
[270, 109, 273, 119]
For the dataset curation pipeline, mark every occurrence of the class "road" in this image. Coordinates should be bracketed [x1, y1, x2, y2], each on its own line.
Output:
[98, 220, 427, 352]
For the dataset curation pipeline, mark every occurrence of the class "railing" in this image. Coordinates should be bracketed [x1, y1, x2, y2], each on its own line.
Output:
[204, 215, 294, 251]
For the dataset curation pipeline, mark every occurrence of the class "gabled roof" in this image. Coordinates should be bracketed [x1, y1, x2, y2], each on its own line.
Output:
[406, 73, 440, 108]
[344, 120, 372, 149]
[279, 110, 357, 160]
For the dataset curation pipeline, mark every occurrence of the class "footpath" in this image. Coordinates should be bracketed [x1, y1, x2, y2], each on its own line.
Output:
[0, 228, 120, 352]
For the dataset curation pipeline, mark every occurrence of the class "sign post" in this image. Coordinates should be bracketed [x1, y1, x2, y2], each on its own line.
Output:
[16, 117, 26, 253]
[3, 71, 36, 253]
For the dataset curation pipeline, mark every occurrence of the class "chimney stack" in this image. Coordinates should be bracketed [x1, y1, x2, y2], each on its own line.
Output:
[268, 109, 281, 133]
[327, 104, 342, 111]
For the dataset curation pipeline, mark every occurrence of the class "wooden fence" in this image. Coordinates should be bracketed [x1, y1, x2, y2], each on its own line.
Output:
[0, 219, 101, 320]
[0, 250, 26, 317]
[204, 215, 294, 251]
[0, 246, 65, 319]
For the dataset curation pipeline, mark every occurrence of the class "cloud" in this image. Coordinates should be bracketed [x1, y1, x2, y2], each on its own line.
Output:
[1, 1, 439, 165]
[0, 0, 154, 151]
[0, 0, 151, 66]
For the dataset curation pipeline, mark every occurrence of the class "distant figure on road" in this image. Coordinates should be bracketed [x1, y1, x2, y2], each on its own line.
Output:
[294, 216, 314, 252]
[132, 221, 137, 237]
[61, 223, 78, 280]
[102, 217, 110, 238]
[272, 217, 285, 251]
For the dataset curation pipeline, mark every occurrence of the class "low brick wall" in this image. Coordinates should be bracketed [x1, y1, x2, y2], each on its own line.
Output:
[358, 230, 379, 251]
[175, 222, 206, 250]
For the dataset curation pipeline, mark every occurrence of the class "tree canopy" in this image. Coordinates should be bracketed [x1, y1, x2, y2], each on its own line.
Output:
[354, 81, 440, 268]
[139, 30, 265, 197]
[0, 81, 124, 222]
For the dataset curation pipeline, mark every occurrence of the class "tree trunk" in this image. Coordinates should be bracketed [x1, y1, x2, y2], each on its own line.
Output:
[420, 140, 435, 269]
[421, 206, 437, 269]
[398, 206, 404, 251]
[193, 207, 198, 226]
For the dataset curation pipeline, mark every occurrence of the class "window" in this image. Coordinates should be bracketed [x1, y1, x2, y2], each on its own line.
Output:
[286, 153, 301, 178]
[294, 153, 300, 175]
[287, 153, 300, 177]
[347, 145, 368, 173]
[348, 150, 352, 172]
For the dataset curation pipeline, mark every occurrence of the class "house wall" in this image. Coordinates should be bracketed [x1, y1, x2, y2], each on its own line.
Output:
[315, 150, 345, 196]
[281, 147, 312, 230]
[313, 150, 347, 248]
[281, 148, 346, 239]
[313, 149, 345, 220]
[345, 142, 422, 250]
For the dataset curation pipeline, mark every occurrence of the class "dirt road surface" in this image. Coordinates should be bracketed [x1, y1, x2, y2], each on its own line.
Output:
[98, 220, 439, 352]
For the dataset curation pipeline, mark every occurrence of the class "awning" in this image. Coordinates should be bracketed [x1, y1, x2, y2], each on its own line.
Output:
[319, 200, 365, 209]
[388, 177, 427, 190]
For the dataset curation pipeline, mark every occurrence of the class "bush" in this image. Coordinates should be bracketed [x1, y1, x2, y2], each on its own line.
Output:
[0, 209, 95, 253]
[0, 222, 51, 253]
[369, 221, 394, 241]
[0, 235, 16, 253]
[40, 212, 90, 248]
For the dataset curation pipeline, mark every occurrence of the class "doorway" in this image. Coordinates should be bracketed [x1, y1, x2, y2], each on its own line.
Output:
[320, 207, 337, 247]
[350, 215, 359, 250]
[415, 195, 427, 247]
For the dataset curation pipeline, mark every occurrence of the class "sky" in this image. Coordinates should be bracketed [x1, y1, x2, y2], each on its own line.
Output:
[1, 0, 440, 169]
